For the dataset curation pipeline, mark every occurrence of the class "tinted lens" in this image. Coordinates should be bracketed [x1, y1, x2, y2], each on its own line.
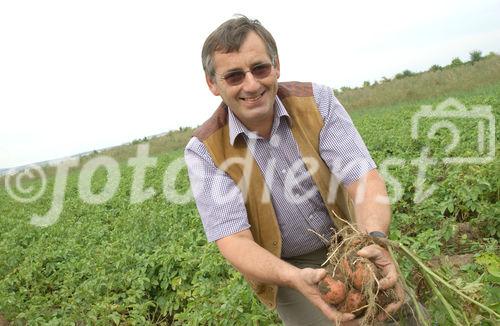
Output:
[221, 63, 273, 86]
[223, 71, 246, 86]
[251, 63, 272, 79]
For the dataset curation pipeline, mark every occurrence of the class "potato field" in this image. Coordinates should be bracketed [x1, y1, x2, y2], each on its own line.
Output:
[1, 83, 498, 325]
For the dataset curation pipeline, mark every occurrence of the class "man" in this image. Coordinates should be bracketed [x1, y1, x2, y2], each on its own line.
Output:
[185, 15, 404, 325]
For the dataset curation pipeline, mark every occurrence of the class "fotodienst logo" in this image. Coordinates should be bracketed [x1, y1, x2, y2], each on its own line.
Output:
[3, 97, 496, 227]
[411, 97, 495, 164]
[377, 97, 495, 204]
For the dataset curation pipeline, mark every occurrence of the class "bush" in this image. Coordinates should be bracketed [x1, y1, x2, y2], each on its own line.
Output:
[486, 51, 497, 58]
[380, 76, 391, 83]
[469, 50, 482, 63]
[450, 57, 463, 67]
[429, 64, 442, 72]
[395, 70, 414, 79]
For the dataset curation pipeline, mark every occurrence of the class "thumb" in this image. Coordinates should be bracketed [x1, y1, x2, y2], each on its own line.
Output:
[356, 244, 381, 259]
[312, 268, 327, 283]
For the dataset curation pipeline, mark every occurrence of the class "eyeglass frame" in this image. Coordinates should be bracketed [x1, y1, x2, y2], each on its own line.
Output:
[214, 57, 277, 86]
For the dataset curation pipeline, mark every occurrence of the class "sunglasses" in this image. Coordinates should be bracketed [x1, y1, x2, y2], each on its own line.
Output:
[217, 62, 274, 86]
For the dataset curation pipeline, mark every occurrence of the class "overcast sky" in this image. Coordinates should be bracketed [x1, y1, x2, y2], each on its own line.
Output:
[1, 0, 499, 169]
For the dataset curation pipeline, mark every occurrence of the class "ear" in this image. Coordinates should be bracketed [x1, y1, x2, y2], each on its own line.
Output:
[274, 56, 281, 79]
[205, 74, 220, 96]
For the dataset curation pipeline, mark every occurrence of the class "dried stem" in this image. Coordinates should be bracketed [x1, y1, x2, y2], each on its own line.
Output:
[307, 228, 329, 245]
[331, 210, 361, 235]
[387, 246, 429, 326]
[322, 237, 349, 267]
[387, 239, 500, 320]
[422, 269, 461, 324]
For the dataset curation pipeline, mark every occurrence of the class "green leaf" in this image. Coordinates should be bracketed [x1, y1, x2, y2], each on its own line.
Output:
[171, 276, 182, 289]
[108, 312, 121, 325]
[476, 253, 500, 278]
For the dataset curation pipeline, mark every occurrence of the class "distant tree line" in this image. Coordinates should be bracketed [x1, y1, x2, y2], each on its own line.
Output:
[336, 50, 496, 92]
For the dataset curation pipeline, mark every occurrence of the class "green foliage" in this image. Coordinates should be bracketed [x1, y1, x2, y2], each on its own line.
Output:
[450, 57, 463, 67]
[132, 137, 149, 145]
[469, 50, 483, 63]
[487, 51, 498, 58]
[0, 152, 279, 324]
[350, 84, 500, 323]
[337, 54, 500, 111]
[380, 76, 391, 83]
[0, 74, 499, 324]
[429, 64, 442, 72]
[395, 69, 415, 79]
[476, 253, 500, 278]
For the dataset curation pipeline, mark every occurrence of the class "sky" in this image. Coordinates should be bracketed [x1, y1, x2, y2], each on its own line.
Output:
[1, 0, 499, 169]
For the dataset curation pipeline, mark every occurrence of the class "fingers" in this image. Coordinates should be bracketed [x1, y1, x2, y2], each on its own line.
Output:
[314, 298, 356, 323]
[300, 267, 328, 286]
[377, 281, 406, 321]
[357, 244, 398, 289]
[313, 268, 328, 283]
[345, 244, 406, 322]
[377, 263, 398, 289]
[297, 268, 356, 323]
[356, 244, 389, 267]
[356, 244, 380, 259]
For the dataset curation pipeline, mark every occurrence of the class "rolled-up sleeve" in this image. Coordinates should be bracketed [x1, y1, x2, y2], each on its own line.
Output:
[184, 137, 251, 242]
[313, 83, 376, 185]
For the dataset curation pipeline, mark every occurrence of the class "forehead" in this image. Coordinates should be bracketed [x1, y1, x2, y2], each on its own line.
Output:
[213, 32, 271, 71]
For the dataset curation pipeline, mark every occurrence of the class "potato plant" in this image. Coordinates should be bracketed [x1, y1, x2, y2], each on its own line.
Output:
[0, 84, 499, 324]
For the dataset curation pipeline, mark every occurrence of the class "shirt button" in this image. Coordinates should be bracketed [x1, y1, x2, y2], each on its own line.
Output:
[281, 169, 287, 174]
[272, 241, 277, 246]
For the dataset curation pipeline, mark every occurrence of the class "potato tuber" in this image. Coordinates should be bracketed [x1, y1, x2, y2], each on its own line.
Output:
[318, 275, 347, 305]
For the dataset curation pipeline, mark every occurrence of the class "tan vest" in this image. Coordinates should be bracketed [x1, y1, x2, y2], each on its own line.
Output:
[193, 81, 355, 309]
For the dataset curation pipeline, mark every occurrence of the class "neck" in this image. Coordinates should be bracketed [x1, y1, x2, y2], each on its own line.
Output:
[244, 112, 274, 139]
[250, 118, 273, 139]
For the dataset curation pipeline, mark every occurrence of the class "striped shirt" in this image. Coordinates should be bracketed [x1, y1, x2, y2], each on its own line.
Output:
[184, 83, 376, 257]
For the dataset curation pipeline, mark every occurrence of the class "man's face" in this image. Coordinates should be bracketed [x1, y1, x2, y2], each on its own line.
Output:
[206, 32, 280, 133]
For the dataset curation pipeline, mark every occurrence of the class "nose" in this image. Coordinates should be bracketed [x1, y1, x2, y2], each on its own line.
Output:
[241, 70, 260, 92]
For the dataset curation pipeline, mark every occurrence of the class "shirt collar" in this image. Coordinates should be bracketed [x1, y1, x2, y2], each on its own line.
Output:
[228, 96, 292, 145]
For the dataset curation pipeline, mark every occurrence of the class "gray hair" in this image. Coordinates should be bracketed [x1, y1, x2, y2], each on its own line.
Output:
[202, 15, 278, 80]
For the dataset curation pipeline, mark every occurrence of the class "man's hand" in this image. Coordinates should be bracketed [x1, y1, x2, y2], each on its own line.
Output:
[290, 268, 356, 323]
[357, 244, 405, 321]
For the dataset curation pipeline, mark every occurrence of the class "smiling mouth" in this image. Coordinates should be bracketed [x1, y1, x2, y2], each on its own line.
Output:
[240, 90, 266, 102]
